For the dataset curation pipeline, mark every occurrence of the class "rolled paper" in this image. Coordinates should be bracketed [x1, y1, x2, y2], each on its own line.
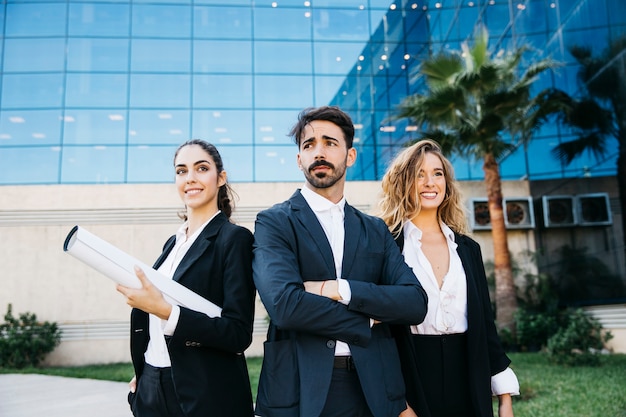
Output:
[63, 225, 221, 318]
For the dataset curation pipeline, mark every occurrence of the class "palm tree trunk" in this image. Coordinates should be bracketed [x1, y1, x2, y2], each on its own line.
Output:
[483, 153, 518, 334]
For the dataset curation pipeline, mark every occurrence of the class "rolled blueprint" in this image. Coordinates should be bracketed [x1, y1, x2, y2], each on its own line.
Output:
[63, 225, 221, 318]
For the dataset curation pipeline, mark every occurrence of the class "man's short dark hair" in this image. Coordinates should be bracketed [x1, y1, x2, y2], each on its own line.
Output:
[289, 106, 355, 149]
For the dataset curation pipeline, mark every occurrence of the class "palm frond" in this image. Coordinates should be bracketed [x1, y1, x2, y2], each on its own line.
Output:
[551, 134, 609, 164]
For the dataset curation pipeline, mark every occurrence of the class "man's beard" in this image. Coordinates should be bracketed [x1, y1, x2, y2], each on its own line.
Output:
[304, 159, 347, 189]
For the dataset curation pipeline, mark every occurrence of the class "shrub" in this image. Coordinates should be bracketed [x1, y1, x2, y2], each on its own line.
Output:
[515, 308, 559, 351]
[546, 308, 613, 366]
[0, 304, 62, 368]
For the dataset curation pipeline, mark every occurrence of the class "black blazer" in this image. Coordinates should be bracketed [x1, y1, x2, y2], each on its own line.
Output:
[253, 190, 428, 417]
[129, 212, 256, 417]
[392, 230, 511, 417]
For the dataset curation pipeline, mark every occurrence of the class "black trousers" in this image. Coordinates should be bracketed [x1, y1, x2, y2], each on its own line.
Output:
[411, 333, 475, 417]
[319, 359, 374, 417]
[129, 364, 186, 417]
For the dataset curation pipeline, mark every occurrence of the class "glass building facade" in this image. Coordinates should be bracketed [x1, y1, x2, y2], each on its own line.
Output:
[0, 0, 624, 184]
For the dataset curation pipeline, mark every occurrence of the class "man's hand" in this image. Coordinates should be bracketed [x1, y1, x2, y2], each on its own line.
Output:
[303, 280, 341, 301]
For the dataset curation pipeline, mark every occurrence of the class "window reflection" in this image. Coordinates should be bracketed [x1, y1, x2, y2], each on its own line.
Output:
[0, 110, 62, 146]
[2, 74, 64, 109]
[127, 145, 178, 183]
[193, 75, 253, 108]
[192, 110, 253, 145]
[61, 146, 126, 184]
[63, 110, 127, 145]
[130, 74, 191, 108]
[255, 75, 313, 108]
[254, 145, 301, 182]
[255, 41, 312, 74]
[132, 5, 191, 38]
[68, 3, 130, 37]
[194, 6, 252, 39]
[129, 110, 190, 145]
[0, 147, 61, 185]
[4, 39, 65, 72]
[67, 38, 130, 72]
[6, 3, 66, 37]
[66, 74, 129, 108]
[131, 39, 191, 72]
[194, 41, 252, 73]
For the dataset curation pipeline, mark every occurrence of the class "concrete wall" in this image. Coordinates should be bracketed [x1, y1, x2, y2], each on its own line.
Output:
[0, 180, 622, 366]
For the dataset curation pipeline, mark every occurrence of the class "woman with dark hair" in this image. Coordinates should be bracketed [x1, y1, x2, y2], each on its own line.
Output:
[379, 139, 519, 417]
[117, 139, 255, 417]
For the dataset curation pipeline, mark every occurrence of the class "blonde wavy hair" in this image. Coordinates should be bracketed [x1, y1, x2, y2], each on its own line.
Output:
[378, 139, 469, 236]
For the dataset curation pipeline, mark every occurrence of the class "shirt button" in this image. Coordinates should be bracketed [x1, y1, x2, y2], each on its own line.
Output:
[326, 340, 336, 349]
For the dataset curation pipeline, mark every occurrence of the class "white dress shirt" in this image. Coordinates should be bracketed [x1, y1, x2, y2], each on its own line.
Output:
[402, 221, 519, 396]
[300, 186, 352, 356]
[144, 212, 219, 368]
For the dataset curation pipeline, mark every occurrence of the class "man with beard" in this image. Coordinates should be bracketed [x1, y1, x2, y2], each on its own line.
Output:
[252, 106, 428, 417]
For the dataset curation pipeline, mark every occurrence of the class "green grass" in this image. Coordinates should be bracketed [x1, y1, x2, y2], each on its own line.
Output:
[2, 353, 625, 417]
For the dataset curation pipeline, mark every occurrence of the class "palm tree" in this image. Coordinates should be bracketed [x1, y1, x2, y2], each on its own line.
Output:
[552, 36, 626, 255]
[396, 27, 563, 333]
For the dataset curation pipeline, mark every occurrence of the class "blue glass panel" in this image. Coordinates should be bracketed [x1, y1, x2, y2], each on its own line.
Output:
[561, 27, 611, 54]
[0, 147, 60, 185]
[194, 40, 252, 73]
[527, 137, 564, 178]
[608, 0, 626, 25]
[68, 3, 130, 36]
[313, 9, 369, 41]
[2, 74, 64, 109]
[128, 110, 190, 145]
[61, 145, 126, 183]
[254, 110, 300, 145]
[316, 75, 351, 107]
[67, 38, 130, 72]
[347, 144, 377, 180]
[254, 8, 312, 40]
[255, 41, 312, 74]
[254, 75, 313, 108]
[484, 2, 510, 36]
[217, 145, 254, 182]
[313, 0, 392, 7]
[254, 145, 301, 181]
[127, 145, 178, 183]
[195, 0, 251, 4]
[5, 4, 67, 37]
[0, 110, 62, 146]
[514, 2, 547, 35]
[131, 39, 191, 72]
[313, 42, 363, 75]
[563, 0, 608, 31]
[3, 38, 65, 72]
[193, 75, 252, 108]
[132, 5, 191, 38]
[193, 6, 252, 39]
[63, 110, 127, 145]
[65, 74, 129, 108]
[499, 146, 527, 180]
[130, 74, 191, 108]
[191, 110, 253, 145]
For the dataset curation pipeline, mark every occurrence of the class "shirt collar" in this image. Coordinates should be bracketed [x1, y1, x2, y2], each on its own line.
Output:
[403, 220, 457, 246]
[300, 186, 345, 214]
[175, 210, 221, 242]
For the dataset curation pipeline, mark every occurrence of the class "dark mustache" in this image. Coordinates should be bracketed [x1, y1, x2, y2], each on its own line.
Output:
[308, 160, 335, 171]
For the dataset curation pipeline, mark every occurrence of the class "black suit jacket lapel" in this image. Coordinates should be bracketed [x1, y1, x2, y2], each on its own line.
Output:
[172, 213, 225, 283]
[291, 190, 336, 277]
[153, 235, 176, 269]
[341, 203, 361, 279]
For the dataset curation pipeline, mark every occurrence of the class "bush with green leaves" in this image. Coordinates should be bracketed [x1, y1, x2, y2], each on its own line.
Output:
[0, 304, 62, 368]
[546, 308, 613, 366]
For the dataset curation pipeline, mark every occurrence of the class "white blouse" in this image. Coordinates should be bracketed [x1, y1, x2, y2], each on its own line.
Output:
[402, 221, 520, 396]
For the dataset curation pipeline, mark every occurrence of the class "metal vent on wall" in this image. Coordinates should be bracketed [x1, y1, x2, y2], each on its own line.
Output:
[541, 193, 612, 228]
[470, 197, 535, 230]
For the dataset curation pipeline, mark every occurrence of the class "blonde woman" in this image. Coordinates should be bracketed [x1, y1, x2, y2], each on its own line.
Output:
[379, 139, 519, 417]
